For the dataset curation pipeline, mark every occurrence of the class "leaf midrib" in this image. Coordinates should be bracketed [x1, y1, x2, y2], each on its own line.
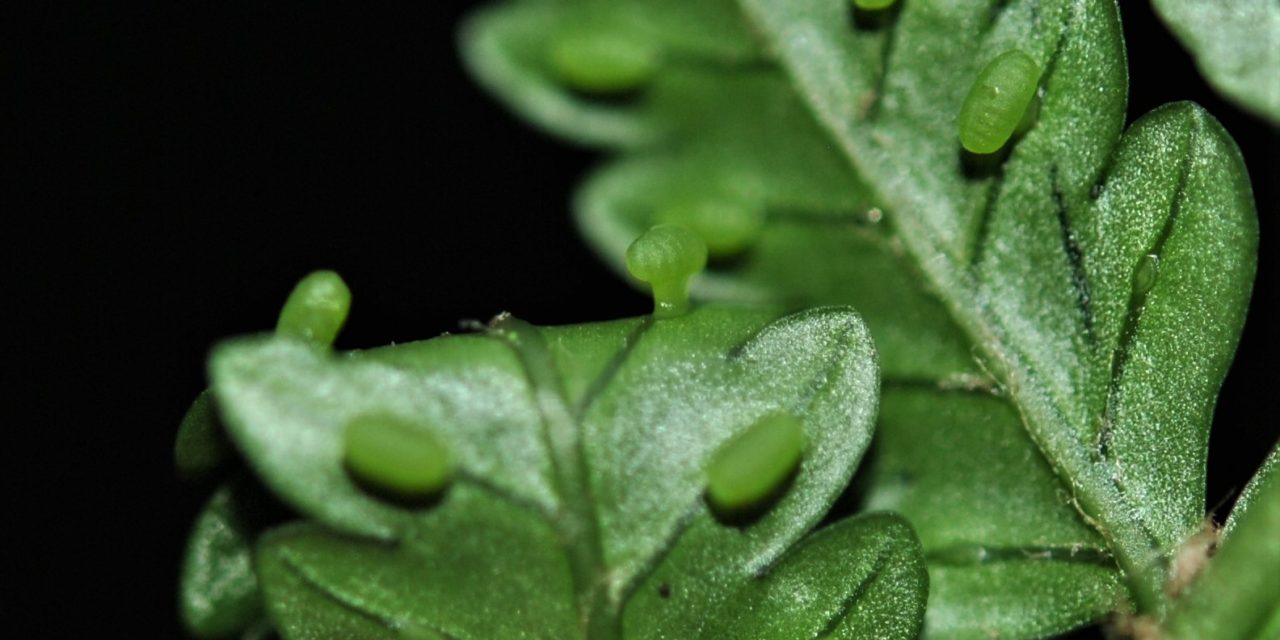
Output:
[487, 316, 618, 639]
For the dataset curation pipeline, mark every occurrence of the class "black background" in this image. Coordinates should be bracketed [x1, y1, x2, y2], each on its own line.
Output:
[6, 1, 1276, 636]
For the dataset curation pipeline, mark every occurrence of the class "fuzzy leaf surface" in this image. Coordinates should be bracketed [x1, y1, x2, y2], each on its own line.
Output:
[466, 0, 1260, 621]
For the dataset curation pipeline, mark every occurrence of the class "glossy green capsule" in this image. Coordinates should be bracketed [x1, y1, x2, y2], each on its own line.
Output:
[706, 413, 806, 516]
[548, 28, 658, 93]
[656, 196, 765, 258]
[343, 414, 453, 499]
[276, 270, 351, 347]
[626, 224, 707, 319]
[958, 50, 1042, 155]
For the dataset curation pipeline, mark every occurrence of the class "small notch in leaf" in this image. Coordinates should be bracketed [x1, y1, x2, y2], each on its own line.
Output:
[626, 224, 708, 319]
[342, 413, 453, 503]
[706, 413, 806, 524]
[276, 270, 352, 347]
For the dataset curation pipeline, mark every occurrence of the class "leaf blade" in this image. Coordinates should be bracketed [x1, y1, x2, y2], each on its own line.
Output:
[255, 486, 580, 640]
[868, 387, 1124, 637]
[1152, 0, 1280, 124]
[740, 0, 1257, 610]
[213, 306, 886, 636]
[180, 481, 265, 639]
[698, 512, 929, 640]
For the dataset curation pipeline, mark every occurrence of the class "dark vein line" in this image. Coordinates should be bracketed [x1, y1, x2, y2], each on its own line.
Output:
[1100, 144, 1194, 441]
[863, 19, 898, 121]
[814, 546, 893, 639]
[616, 496, 703, 604]
[1096, 125, 1195, 479]
[792, 318, 862, 415]
[1037, 12, 1085, 327]
[456, 471, 557, 524]
[280, 551, 406, 633]
[486, 318, 613, 635]
[925, 543, 1114, 567]
[574, 317, 655, 419]
[1041, 5, 1069, 80]
[1083, 128, 1200, 576]
[968, 177, 1003, 266]
[1050, 163, 1095, 341]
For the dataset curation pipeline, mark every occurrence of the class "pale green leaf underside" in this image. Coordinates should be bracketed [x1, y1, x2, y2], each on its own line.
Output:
[214, 305, 886, 637]
[1152, 0, 1280, 124]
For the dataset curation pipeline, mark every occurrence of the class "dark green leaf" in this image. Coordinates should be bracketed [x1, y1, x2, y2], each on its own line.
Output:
[180, 481, 265, 638]
[698, 512, 928, 640]
[867, 387, 1122, 637]
[1151, 0, 1280, 124]
[175, 390, 233, 480]
[213, 305, 890, 637]
[255, 486, 579, 639]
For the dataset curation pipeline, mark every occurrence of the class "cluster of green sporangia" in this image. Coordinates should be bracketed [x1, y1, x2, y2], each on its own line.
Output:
[320, 0, 1050, 599]
[287, 263, 804, 516]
